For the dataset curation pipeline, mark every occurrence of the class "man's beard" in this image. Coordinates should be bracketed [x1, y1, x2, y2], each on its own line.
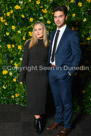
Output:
[56, 22, 66, 28]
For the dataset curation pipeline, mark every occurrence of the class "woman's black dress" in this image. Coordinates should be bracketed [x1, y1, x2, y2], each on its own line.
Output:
[18, 39, 48, 114]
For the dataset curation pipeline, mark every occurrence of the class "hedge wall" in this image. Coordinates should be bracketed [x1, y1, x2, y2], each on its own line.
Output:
[0, 0, 91, 114]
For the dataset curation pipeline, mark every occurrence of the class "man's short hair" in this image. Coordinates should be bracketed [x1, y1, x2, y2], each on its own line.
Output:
[53, 5, 68, 16]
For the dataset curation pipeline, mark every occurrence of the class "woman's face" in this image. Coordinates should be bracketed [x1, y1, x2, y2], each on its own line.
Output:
[34, 24, 44, 39]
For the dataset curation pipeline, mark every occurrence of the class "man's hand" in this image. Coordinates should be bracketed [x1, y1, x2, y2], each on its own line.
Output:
[68, 72, 71, 76]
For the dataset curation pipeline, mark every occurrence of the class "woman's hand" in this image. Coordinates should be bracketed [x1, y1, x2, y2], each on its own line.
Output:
[20, 82, 23, 84]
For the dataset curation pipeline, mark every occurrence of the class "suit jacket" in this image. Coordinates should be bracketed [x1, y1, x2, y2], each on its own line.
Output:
[48, 26, 82, 78]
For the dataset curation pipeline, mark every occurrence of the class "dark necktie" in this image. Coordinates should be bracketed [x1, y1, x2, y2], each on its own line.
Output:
[51, 30, 60, 62]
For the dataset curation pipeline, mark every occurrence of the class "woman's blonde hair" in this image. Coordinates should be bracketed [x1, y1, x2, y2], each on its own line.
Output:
[25, 22, 48, 48]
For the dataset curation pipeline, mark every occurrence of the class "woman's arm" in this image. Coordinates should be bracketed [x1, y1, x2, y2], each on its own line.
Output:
[18, 40, 30, 83]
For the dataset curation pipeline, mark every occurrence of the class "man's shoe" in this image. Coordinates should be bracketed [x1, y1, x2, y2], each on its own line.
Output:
[47, 122, 63, 130]
[57, 127, 72, 136]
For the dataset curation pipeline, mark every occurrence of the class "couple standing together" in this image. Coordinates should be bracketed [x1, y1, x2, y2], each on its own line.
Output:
[19, 5, 81, 136]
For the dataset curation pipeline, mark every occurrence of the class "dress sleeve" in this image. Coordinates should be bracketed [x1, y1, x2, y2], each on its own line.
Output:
[18, 40, 30, 82]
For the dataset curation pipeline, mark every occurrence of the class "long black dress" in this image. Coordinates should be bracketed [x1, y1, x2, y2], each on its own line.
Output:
[18, 39, 49, 114]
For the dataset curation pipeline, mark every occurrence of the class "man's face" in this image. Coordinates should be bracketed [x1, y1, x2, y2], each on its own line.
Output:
[54, 11, 67, 28]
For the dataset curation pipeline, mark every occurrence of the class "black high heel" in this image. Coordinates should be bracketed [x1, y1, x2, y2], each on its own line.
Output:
[34, 118, 38, 129]
[37, 118, 43, 133]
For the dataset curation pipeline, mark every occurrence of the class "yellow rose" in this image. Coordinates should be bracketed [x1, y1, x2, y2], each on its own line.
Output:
[87, 37, 91, 40]
[18, 45, 22, 50]
[10, 10, 13, 13]
[23, 36, 26, 40]
[9, 72, 12, 76]
[14, 63, 18, 67]
[4, 22, 8, 25]
[7, 12, 10, 16]
[6, 32, 9, 36]
[2, 70, 8, 75]
[47, 21, 51, 24]
[0, 17, 3, 20]
[11, 95, 14, 98]
[3, 19, 6, 22]
[29, 0, 31, 2]
[13, 78, 16, 82]
[78, 2, 82, 7]
[70, 0, 74, 3]
[36, 1, 40, 4]
[12, 25, 15, 30]
[86, 0, 91, 3]
[15, 5, 21, 9]
[29, 18, 34, 22]
[10, 60, 13, 64]
[83, 18, 87, 22]
[29, 31, 32, 36]
[15, 94, 20, 97]
[42, 9, 47, 13]
[72, 13, 75, 17]
[17, 30, 21, 33]
[40, 6, 43, 8]
[12, 44, 15, 48]
[1, 18, 5, 22]
[7, 44, 11, 48]
[21, 14, 25, 18]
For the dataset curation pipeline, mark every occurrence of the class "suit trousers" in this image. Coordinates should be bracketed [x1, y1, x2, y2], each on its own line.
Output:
[49, 68, 73, 129]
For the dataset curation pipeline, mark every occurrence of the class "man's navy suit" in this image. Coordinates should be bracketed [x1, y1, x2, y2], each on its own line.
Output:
[48, 26, 82, 129]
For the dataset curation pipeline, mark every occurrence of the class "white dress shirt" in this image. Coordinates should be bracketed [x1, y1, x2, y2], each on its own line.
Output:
[50, 24, 67, 65]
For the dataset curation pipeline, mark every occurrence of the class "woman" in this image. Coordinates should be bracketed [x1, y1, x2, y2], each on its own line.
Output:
[18, 22, 49, 133]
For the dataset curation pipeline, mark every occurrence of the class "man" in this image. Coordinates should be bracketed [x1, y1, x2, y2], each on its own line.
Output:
[47, 5, 82, 136]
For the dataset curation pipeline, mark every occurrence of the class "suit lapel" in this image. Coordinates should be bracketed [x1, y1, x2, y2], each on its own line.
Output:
[55, 26, 69, 54]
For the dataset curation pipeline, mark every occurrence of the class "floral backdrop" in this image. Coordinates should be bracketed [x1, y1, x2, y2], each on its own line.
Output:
[0, 0, 91, 114]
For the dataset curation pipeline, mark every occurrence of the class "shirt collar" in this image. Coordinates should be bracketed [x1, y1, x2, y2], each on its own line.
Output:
[57, 24, 67, 32]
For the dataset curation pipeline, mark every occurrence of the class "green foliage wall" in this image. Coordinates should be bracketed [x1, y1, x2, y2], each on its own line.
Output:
[0, 0, 91, 114]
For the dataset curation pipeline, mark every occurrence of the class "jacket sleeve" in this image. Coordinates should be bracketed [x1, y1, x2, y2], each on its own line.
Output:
[68, 31, 82, 75]
[18, 40, 30, 82]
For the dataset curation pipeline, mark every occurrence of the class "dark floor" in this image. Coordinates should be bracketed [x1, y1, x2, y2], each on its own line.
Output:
[0, 104, 91, 136]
